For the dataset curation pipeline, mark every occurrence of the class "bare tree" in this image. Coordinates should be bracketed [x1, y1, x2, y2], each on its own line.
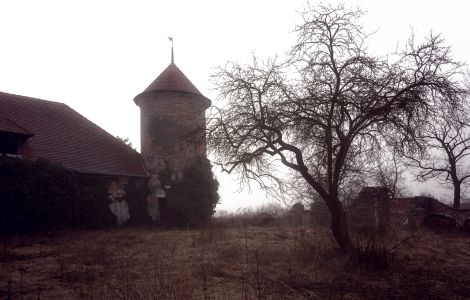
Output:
[406, 106, 470, 208]
[208, 4, 463, 253]
[373, 148, 409, 199]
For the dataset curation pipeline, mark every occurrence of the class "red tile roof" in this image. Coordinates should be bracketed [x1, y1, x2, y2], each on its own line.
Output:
[0, 118, 33, 136]
[143, 62, 203, 95]
[0, 92, 147, 177]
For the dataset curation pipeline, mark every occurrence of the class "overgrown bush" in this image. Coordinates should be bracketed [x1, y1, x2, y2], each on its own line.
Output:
[163, 158, 219, 227]
[73, 175, 116, 229]
[125, 178, 152, 225]
[351, 235, 395, 272]
[0, 156, 116, 235]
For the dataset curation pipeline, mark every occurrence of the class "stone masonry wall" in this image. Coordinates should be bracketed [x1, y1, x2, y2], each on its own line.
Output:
[137, 91, 210, 222]
[349, 187, 390, 233]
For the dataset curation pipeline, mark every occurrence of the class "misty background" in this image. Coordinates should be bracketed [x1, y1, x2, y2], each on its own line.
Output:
[1, 0, 469, 211]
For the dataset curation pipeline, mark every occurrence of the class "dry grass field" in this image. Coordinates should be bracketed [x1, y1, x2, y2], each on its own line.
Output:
[1, 220, 470, 299]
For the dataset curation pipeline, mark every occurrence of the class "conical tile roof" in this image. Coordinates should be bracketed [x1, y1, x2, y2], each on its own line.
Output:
[143, 63, 202, 96]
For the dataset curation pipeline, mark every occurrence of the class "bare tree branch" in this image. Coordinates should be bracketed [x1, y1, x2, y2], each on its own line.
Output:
[208, 3, 464, 252]
[405, 101, 470, 208]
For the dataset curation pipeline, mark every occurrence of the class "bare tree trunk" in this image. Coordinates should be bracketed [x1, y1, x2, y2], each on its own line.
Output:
[453, 180, 461, 209]
[327, 196, 353, 254]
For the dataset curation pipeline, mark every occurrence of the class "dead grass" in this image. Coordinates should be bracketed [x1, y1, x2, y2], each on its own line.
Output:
[1, 223, 470, 299]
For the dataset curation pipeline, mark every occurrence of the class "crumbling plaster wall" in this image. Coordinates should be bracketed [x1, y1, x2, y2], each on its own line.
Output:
[108, 177, 130, 225]
[138, 91, 209, 222]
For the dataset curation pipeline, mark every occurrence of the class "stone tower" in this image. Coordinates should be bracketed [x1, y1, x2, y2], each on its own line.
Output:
[134, 54, 211, 221]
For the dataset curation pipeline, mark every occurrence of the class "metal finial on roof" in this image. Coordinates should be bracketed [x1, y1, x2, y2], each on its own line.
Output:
[168, 36, 174, 63]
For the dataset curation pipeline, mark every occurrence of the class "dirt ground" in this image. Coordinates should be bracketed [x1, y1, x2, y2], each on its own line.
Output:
[1, 222, 470, 299]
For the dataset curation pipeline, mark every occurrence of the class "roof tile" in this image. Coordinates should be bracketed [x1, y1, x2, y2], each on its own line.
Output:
[0, 118, 33, 136]
[143, 63, 202, 95]
[0, 92, 147, 177]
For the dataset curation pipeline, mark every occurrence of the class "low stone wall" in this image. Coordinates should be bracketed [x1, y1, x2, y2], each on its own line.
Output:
[373, 195, 470, 232]
[388, 197, 429, 231]
[288, 190, 470, 233]
[425, 199, 470, 231]
[348, 187, 390, 233]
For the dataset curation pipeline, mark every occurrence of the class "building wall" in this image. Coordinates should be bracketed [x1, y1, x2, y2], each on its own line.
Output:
[348, 187, 390, 233]
[105, 175, 150, 225]
[137, 91, 209, 222]
[108, 177, 130, 225]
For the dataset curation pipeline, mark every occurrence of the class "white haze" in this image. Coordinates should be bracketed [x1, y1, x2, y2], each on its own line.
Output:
[0, 0, 469, 210]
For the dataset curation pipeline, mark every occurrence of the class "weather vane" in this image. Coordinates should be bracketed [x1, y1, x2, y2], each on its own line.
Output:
[168, 35, 174, 63]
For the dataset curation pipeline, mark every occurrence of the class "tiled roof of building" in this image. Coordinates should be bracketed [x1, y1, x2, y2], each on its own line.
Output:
[0, 118, 33, 136]
[0, 92, 147, 177]
[142, 62, 202, 95]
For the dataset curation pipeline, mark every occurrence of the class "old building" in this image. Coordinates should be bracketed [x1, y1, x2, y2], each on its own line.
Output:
[1, 46, 213, 225]
[0, 92, 148, 224]
[348, 186, 470, 233]
[134, 54, 211, 221]
[348, 187, 391, 233]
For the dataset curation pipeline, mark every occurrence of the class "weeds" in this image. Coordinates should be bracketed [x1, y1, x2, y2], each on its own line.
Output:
[290, 229, 336, 265]
[213, 204, 286, 228]
[351, 235, 395, 272]
[0, 225, 469, 299]
[195, 225, 228, 246]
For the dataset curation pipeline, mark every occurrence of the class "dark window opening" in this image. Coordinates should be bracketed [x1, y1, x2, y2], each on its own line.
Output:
[0, 132, 20, 155]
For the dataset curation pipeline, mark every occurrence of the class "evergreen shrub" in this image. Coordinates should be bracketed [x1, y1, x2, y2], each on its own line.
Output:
[163, 158, 219, 227]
